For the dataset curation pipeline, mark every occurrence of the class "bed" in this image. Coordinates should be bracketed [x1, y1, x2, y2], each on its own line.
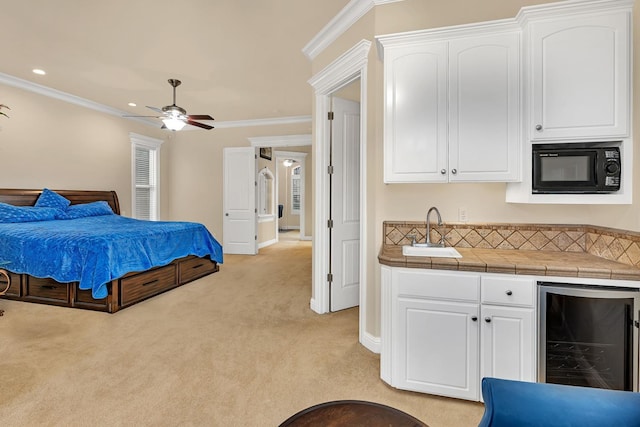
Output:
[0, 188, 222, 313]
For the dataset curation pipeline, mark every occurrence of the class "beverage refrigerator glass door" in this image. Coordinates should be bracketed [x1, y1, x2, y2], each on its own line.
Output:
[538, 283, 639, 391]
[532, 143, 621, 194]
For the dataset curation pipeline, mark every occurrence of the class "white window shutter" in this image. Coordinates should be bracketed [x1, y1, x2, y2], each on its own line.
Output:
[130, 133, 163, 220]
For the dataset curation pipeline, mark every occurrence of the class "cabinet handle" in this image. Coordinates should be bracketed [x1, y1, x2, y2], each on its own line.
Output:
[451, 169, 457, 174]
[485, 317, 491, 323]
[535, 124, 542, 131]
[506, 290, 513, 296]
[440, 169, 446, 175]
[471, 316, 478, 321]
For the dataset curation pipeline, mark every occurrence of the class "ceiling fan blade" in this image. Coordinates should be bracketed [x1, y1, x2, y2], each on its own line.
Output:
[187, 114, 214, 121]
[186, 119, 214, 130]
[123, 114, 162, 118]
[146, 106, 164, 113]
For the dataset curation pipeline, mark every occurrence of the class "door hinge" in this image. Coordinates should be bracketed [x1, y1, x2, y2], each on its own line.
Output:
[255, 235, 257, 241]
[327, 165, 334, 174]
[327, 273, 333, 283]
[327, 219, 333, 228]
[255, 181, 257, 186]
[255, 208, 257, 213]
[328, 111, 334, 120]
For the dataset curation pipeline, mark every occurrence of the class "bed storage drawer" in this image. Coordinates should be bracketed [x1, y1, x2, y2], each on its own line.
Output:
[73, 284, 109, 311]
[0, 271, 22, 297]
[179, 256, 217, 284]
[25, 277, 70, 303]
[120, 264, 177, 306]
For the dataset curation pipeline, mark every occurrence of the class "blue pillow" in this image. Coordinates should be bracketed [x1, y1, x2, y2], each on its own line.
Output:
[34, 188, 71, 210]
[56, 201, 114, 220]
[0, 202, 60, 223]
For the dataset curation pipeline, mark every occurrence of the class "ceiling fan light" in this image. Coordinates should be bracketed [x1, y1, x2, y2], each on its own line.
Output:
[162, 117, 186, 131]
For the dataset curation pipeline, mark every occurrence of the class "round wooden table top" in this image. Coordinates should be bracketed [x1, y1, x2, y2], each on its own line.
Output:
[279, 400, 428, 427]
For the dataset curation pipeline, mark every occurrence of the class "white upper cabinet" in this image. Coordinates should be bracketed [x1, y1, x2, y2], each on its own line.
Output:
[529, 10, 631, 141]
[449, 32, 520, 182]
[382, 41, 448, 183]
[378, 27, 521, 184]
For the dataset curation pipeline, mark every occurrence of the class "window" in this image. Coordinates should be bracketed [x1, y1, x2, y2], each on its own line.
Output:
[130, 133, 163, 220]
[258, 167, 274, 220]
[291, 165, 301, 215]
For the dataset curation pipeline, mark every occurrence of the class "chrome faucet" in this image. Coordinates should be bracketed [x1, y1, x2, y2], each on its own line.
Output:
[425, 206, 444, 247]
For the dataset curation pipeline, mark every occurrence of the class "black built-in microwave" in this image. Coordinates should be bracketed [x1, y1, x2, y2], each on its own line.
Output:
[532, 143, 621, 194]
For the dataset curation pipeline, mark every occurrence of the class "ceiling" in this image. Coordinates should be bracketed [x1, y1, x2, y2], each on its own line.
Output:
[1, 0, 351, 125]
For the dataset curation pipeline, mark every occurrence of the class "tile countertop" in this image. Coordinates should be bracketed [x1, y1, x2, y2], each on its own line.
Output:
[378, 245, 640, 282]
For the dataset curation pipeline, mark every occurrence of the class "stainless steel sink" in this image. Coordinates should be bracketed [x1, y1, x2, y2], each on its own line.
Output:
[402, 245, 462, 258]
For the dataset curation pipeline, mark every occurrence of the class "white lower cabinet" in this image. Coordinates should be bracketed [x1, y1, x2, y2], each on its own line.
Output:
[381, 266, 536, 401]
[396, 297, 480, 400]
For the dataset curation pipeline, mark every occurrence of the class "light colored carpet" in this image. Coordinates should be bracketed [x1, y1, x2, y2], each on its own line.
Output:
[0, 239, 484, 426]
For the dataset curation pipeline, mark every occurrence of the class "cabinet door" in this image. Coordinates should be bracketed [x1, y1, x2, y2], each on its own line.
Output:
[449, 31, 520, 182]
[480, 305, 535, 386]
[383, 42, 448, 183]
[393, 298, 480, 400]
[529, 11, 630, 141]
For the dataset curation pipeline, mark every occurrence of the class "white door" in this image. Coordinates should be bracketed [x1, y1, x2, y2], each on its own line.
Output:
[330, 97, 360, 312]
[223, 147, 257, 255]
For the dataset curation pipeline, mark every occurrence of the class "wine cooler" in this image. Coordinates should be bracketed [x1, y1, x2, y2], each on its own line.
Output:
[538, 282, 640, 391]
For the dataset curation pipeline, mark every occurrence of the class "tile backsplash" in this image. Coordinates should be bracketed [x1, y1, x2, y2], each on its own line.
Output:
[384, 221, 640, 268]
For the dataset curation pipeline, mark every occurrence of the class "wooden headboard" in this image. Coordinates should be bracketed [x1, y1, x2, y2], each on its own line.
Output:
[0, 189, 121, 215]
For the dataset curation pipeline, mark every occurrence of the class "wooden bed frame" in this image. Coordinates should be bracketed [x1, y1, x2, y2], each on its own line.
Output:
[0, 188, 220, 313]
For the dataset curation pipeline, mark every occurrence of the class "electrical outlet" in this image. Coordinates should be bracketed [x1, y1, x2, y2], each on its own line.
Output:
[458, 207, 468, 223]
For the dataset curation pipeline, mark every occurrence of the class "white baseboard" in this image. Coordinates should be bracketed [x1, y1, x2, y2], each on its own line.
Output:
[258, 238, 277, 249]
[309, 297, 326, 314]
[279, 226, 300, 231]
[360, 331, 380, 354]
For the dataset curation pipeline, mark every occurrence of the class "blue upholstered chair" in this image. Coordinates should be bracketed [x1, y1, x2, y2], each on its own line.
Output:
[479, 377, 640, 427]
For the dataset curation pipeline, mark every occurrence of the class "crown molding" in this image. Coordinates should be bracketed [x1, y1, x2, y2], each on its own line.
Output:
[0, 72, 158, 128]
[516, 0, 634, 25]
[376, 18, 519, 60]
[248, 134, 312, 147]
[0, 71, 312, 131]
[376, 0, 633, 60]
[210, 115, 311, 129]
[302, 0, 405, 61]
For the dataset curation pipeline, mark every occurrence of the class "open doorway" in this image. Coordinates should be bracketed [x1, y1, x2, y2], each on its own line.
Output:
[250, 135, 311, 250]
[274, 150, 308, 244]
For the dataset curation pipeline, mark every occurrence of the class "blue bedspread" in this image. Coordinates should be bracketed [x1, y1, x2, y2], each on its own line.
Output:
[0, 215, 223, 299]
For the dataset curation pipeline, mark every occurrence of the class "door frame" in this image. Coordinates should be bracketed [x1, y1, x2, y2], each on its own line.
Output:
[308, 39, 374, 352]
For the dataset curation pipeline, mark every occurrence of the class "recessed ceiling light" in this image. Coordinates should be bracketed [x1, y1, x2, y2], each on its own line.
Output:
[32, 69, 46, 75]
[128, 102, 137, 107]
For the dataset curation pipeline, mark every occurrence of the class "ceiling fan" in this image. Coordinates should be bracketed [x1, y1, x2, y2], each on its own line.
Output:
[125, 79, 214, 131]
